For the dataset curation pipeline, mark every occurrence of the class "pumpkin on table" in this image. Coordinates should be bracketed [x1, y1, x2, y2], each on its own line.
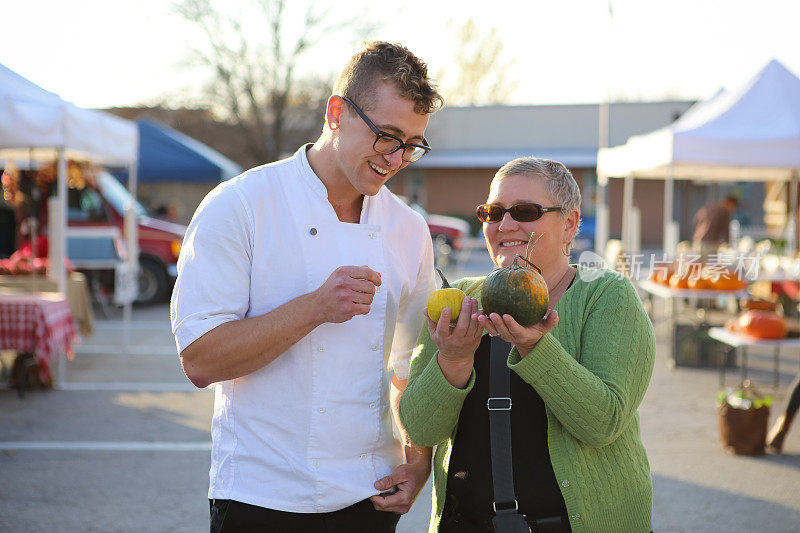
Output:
[668, 272, 691, 289]
[687, 276, 713, 290]
[739, 298, 778, 312]
[727, 310, 788, 339]
[709, 268, 747, 291]
[650, 266, 674, 285]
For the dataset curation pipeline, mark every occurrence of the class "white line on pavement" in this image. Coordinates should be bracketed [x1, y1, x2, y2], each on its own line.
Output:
[58, 382, 207, 392]
[74, 346, 177, 356]
[93, 321, 171, 330]
[0, 441, 211, 451]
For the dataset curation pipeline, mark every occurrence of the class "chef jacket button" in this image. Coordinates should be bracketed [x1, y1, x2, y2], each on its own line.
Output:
[360, 454, 367, 460]
[370, 402, 377, 409]
[317, 345, 325, 352]
[371, 344, 379, 351]
[309, 228, 317, 236]
[313, 459, 320, 468]
[318, 407, 326, 413]
[370, 232, 377, 239]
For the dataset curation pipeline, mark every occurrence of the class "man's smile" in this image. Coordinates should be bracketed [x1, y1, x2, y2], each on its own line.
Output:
[369, 161, 389, 176]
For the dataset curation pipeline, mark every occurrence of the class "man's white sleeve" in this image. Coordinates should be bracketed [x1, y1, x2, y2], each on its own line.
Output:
[170, 184, 253, 354]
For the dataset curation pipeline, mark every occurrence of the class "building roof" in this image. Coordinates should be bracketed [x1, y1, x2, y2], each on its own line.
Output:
[417, 100, 694, 169]
[418, 147, 598, 168]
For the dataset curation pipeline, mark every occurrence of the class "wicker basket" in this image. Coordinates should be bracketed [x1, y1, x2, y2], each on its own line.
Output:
[718, 402, 769, 455]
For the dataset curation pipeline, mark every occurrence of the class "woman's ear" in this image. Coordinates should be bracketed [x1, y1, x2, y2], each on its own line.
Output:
[564, 209, 580, 242]
[326, 96, 343, 131]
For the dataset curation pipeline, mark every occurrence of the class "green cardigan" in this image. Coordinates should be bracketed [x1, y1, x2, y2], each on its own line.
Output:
[399, 267, 655, 533]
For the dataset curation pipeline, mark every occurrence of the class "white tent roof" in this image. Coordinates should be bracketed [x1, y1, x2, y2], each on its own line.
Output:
[597, 59, 800, 182]
[0, 63, 140, 312]
[0, 63, 137, 164]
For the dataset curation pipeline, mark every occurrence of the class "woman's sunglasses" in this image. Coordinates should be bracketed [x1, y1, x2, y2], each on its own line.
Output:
[476, 203, 562, 223]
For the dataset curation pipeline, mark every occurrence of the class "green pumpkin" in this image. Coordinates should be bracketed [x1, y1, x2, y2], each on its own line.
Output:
[481, 255, 549, 327]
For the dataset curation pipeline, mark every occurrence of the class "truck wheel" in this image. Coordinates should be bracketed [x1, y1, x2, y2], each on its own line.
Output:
[136, 258, 168, 305]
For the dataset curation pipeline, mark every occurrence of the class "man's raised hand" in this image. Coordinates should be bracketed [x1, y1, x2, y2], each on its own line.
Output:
[312, 266, 382, 324]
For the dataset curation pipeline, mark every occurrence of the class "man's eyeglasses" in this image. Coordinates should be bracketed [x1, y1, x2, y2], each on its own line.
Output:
[476, 203, 563, 223]
[340, 96, 431, 163]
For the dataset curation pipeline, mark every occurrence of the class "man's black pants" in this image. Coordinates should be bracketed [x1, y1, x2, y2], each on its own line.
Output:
[210, 498, 401, 532]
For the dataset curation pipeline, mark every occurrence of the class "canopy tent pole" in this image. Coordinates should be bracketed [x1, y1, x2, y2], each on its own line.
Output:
[52, 150, 68, 390]
[621, 175, 635, 253]
[663, 163, 676, 256]
[594, 173, 609, 256]
[788, 169, 799, 255]
[121, 160, 140, 350]
[595, 98, 611, 258]
[55, 149, 68, 294]
[631, 205, 641, 255]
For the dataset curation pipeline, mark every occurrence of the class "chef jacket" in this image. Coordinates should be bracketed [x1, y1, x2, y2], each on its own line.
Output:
[171, 145, 435, 512]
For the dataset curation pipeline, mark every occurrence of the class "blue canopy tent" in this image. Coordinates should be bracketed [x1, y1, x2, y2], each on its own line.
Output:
[115, 120, 241, 183]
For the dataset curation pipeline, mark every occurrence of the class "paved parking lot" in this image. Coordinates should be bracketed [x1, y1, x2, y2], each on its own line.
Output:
[1, 250, 798, 532]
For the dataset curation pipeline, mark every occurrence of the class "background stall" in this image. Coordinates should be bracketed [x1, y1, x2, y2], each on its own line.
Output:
[0, 63, 139, 383]
[595, 59, 800, 258]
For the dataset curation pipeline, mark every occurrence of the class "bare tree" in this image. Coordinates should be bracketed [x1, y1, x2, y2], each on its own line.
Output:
[173, 0, 373, 165]
[437, 18, 519, 106]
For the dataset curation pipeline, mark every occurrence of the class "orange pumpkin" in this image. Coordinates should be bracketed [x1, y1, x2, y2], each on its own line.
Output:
[650, 269, 667, 284]
[711, 269, 746, 291]
[668, 272, 690, 289]
[740, 298, 777, 312]
[688, 276, 712, 290]
[651, 265, 675, 285]
[736, 310, 788, 339]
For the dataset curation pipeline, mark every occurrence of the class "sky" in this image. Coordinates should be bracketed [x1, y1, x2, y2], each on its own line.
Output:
[2, 0, 800, 109]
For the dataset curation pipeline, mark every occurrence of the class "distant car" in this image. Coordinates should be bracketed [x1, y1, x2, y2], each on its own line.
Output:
[399, 196, 471, 251]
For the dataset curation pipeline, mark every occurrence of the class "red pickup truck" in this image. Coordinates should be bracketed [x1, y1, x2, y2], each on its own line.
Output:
[399, 196, 470, 250]
[67, 171, 186, 304]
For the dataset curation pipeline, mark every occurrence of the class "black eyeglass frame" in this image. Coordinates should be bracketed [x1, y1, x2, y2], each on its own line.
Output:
[476, 203, 563, 223]
[339, 96, 431, 162]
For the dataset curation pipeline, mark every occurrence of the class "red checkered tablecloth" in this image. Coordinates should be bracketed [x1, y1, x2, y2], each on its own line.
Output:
[0, 292, 77, 381]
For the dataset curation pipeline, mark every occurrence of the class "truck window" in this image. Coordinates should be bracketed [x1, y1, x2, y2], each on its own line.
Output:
[68, 187, 108, 222]
[96, 172, 147, 217]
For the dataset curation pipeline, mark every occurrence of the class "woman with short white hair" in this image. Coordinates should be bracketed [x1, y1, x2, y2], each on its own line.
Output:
[400, 157, 655, 533]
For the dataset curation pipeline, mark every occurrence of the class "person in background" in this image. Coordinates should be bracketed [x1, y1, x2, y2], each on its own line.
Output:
[768, 373, 800, 453]
[692, 195, 739, 259]
[171, 41, 443, 532]
[152, 203, 178, 222]
[399, 157, 656, 532]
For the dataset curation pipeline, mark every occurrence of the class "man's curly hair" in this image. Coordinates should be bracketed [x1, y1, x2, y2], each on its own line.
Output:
[333, 41, 444, 115]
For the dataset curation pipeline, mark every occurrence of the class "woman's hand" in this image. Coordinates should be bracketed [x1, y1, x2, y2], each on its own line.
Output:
[478, 309, 559, 358]
[427, 297, 483, 388]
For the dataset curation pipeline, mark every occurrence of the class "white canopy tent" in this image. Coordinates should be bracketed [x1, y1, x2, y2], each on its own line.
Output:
[0, 63, 140, 355]
[596, 59, 800, 256]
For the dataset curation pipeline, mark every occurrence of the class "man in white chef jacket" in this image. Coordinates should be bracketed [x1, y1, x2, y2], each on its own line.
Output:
[171, 41, 443, 532]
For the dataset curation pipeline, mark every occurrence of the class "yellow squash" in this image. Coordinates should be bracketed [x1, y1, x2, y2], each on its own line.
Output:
[427, 269, 467, 323]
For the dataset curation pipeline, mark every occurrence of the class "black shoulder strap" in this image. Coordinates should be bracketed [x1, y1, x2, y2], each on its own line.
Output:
[488, 336, 531, 533]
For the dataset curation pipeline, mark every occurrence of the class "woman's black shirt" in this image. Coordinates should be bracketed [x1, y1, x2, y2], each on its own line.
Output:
[440, 334, 569, 529]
